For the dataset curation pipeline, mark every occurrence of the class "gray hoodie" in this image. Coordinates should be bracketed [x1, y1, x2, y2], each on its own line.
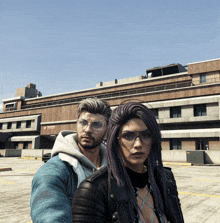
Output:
[51, 130, 107, 186]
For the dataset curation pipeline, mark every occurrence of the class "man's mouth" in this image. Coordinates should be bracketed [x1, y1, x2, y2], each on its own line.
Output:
[82, 136, 94, 140]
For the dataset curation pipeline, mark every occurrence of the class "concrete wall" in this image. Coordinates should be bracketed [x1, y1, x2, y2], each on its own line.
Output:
[205, 151, 220, 164]
[161, 140, 170, 150]
[209, 140, 220, 150]
[4, 149, 22, 157]
[21, 149, 52, 158]
[162, 150, 187, 162]
[0, 149, 52, 157]
[182, 140, 195, 151]
[162, 150, 220, 164]
[1, 148, 220, 164]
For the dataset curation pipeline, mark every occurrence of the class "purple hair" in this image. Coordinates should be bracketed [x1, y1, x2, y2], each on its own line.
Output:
[106, 102, 167, 215]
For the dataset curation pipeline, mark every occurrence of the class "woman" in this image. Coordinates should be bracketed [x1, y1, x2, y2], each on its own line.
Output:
[72, 102, 184, 223]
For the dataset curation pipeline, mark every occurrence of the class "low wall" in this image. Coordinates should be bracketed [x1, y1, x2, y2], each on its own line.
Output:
[1, 149, 220, 164]
[162, 150, 186, 162]
[21, 149, 52, 158]
[4, 149, 22, 157]
[0, 149, 52, 158]
[205, 151, 220, 164]
[162, 150, 220, 164]
[0, 150, 5, 157]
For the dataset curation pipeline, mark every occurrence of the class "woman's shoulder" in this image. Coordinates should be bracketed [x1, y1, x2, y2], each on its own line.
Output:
[163, 167, 175, 181]
[79, 166, 109, 188]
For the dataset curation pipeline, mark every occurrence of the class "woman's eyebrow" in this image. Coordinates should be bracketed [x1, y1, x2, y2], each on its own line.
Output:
[121, 129, 149, 133]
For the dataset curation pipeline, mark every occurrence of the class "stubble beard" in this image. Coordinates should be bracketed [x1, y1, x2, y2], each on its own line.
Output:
[78, 136, 104, 150]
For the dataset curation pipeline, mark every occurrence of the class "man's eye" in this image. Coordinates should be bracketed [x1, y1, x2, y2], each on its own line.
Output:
[92, 122, 103, 128]
[80, 120, 87, 126]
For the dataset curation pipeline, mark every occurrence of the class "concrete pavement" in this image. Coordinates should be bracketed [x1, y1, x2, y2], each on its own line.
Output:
[1, 158, 220, 223]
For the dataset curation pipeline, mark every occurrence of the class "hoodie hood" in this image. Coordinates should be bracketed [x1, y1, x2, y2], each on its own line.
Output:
[51, 130, 107, 172]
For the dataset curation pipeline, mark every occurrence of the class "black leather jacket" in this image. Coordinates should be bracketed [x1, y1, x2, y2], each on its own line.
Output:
[72, 166, 184, 223]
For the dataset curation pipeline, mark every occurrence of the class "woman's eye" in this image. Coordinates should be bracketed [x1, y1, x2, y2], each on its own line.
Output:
[123, 133, 134, 140]
[142, 133, 151, 139]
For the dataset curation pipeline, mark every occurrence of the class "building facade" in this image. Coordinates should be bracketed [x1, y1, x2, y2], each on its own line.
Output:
[1, 58, 220, 152]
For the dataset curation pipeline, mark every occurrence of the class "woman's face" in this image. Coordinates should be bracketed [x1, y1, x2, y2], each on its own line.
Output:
[118, 118, 152, 173]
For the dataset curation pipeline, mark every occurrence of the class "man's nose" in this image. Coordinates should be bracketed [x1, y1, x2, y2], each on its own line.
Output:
[84, 123, 93, 132]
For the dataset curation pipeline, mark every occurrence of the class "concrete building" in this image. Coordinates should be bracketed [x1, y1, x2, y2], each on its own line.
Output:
[1, 58, 220, 161]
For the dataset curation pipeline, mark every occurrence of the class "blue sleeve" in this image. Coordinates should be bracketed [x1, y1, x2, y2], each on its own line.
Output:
[30, 156, 77, 223]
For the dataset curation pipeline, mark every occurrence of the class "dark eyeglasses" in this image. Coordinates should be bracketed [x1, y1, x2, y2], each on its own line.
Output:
[77, 119, 106, 130]
[118, 130, 152, 147]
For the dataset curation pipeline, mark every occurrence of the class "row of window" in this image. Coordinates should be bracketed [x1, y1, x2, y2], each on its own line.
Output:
[0, 120, 32, 130]
[14, 142, 30, 149]
[151, 104, 206, 119]
[170, 138, 209, 150]
[21, 81, 192, 110]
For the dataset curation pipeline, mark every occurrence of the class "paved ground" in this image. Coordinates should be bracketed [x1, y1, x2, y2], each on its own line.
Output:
[0, 158, 220, 223]
[0, 158, 43, 223]
[166, 164, 220, 223]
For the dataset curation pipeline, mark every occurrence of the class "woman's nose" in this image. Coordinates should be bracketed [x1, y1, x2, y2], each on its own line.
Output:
[133, 136, 142, 147]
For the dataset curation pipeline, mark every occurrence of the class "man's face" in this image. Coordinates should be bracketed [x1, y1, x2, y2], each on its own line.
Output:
[77, 111, 107, 150]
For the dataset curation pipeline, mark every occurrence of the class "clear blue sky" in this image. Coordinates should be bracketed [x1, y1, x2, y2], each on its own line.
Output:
[1, 0, 220, 111]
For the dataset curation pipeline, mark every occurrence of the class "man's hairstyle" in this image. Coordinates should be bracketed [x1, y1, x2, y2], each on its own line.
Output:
[106, 102, 167, 216]
[77, 97, 111, 123]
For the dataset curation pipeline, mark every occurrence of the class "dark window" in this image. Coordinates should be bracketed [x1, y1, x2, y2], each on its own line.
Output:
[151, 108, 159, 119]
[16, 121, 21, 129]
[196, 139, 209, 150]
[7, 122, 12, 129]
[170, 106, 181, 118]
[170, 139, 182, 150]
[194, 104, 206, 116]
[26, 120, 32, 128]
[14, 142, 19, 149]
[0, 123, 2, 130]
[6, 103, 15, 108]
[23, 142, 29, 149]
[200, 73, 206, 83]
[0, 142, 5, 149]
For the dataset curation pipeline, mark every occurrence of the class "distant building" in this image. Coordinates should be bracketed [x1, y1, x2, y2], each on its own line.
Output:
[1, 58, 220, 152]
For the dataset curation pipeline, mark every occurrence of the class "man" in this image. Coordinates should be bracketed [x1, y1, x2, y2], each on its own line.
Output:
[30, 97, 111, 223]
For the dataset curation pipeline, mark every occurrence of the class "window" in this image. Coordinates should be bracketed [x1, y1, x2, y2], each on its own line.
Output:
[170, 139, 182, 150]
[7, 122, 12, 129]
[23, 142, 29, 149]
[170, 106, 181, 118]
[200, 73, 206, 83]
[5, 102, 17, 111]
[194, 104, 206, 116]
[26, 120, 32, 128]
[0, 123, 2, 130]
[196, 139, 209, 150]
[16, 121, 21, 129]
[14, 142, 19, 149]
[151, 108, 159, 119]
[0, 142, 5, 149]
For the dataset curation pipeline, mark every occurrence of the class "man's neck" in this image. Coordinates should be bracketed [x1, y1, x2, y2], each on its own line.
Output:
[79, 145, 101, 168]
